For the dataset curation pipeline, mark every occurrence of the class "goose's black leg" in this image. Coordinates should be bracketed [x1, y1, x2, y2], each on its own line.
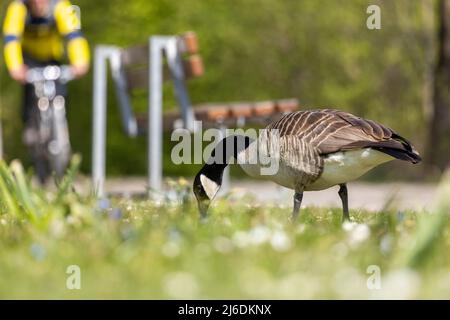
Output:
[338, 183, 350, 221]
[290, 192, 303, 221]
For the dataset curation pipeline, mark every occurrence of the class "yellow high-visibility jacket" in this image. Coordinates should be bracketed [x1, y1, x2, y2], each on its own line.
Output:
[3, 0, 90, 72]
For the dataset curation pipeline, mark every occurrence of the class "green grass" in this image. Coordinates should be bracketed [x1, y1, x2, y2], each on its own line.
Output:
[0, 158, 449, 299]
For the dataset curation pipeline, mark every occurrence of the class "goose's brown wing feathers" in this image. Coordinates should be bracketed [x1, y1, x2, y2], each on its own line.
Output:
[267, 109, 421, 163]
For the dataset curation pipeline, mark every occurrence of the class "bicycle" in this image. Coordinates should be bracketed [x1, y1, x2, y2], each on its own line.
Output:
[24, 65, 74, 184]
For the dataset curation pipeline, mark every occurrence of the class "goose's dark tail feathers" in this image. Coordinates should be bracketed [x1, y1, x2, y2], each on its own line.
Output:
[372, 146, 422, 164]
[373, 133, 421, 164]
[343, 132, 422, 164]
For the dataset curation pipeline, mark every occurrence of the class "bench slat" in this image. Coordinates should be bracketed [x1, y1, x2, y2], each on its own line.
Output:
[253, 101, 276, 117]
[229, 103, 253, 118]
[134, 99, 299, 133]
[276, 98, 299, 113]
[125, 55, 204, 91]
[194, 104, 230, 121]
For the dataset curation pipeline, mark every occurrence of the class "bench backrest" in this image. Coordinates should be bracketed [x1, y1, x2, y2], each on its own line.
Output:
[120, 31, 204, 93]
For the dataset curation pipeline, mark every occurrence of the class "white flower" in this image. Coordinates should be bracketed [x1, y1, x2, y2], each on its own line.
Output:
[233, 226, 272, 247]
[248, 226, 272, 245]
[342, 221, 357, 231]
[270, 230, 291, 252]
[343, 222, 371, 247]
[233, 225, 292, 252]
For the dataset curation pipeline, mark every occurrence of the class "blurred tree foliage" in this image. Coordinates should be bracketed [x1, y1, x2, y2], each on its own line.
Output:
[0, 0, 440, 179]
[426, 0, 450, 173]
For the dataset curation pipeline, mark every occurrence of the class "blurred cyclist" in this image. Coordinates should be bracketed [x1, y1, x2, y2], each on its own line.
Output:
[2, 0, 89, 174]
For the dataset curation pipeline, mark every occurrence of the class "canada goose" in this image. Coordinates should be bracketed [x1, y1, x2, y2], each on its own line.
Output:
[193, 109, 421, 221]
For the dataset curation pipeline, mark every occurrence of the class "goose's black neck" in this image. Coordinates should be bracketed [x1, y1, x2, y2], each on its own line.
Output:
[200, 134, 253, 183]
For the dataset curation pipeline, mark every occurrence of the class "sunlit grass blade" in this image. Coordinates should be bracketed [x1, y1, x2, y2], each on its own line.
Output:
[9, 159, 40, 221]
[0, 160, 20, 217]
[55, 154, 82, 203]
[403, 170, 450, 268]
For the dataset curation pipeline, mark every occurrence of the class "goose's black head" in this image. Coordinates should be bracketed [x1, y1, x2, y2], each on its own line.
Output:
[193, 134, 253, 218]
[193, 164, 225, 219]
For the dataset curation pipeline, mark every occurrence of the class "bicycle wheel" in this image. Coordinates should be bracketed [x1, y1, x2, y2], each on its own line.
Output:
[23, 111, 51, 185]
[48, 95, 72, 179]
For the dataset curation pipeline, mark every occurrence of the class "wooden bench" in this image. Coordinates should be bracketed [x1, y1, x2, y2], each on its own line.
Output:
[120, 31, 299, 134]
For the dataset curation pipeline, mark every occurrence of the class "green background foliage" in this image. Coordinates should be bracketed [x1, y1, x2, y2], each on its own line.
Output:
[0, 0, 437, 178]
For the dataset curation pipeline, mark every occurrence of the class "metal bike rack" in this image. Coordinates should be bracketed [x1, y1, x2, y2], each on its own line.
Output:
[92, 36, 196, 197]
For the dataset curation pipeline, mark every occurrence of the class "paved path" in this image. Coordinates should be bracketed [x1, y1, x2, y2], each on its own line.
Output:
[227, 181, 436, 211]
[103, 178, 437, 211]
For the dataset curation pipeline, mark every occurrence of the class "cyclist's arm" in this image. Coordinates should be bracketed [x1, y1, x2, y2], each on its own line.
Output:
[2, 1, 27, 78]
[54, 0, 90, 75]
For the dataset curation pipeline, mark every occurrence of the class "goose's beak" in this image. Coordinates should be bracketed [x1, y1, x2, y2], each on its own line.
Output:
[197, 199, 210, 220]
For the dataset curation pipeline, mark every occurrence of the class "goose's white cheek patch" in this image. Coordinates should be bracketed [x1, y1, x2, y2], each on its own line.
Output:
[200, 174, 220, 200]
